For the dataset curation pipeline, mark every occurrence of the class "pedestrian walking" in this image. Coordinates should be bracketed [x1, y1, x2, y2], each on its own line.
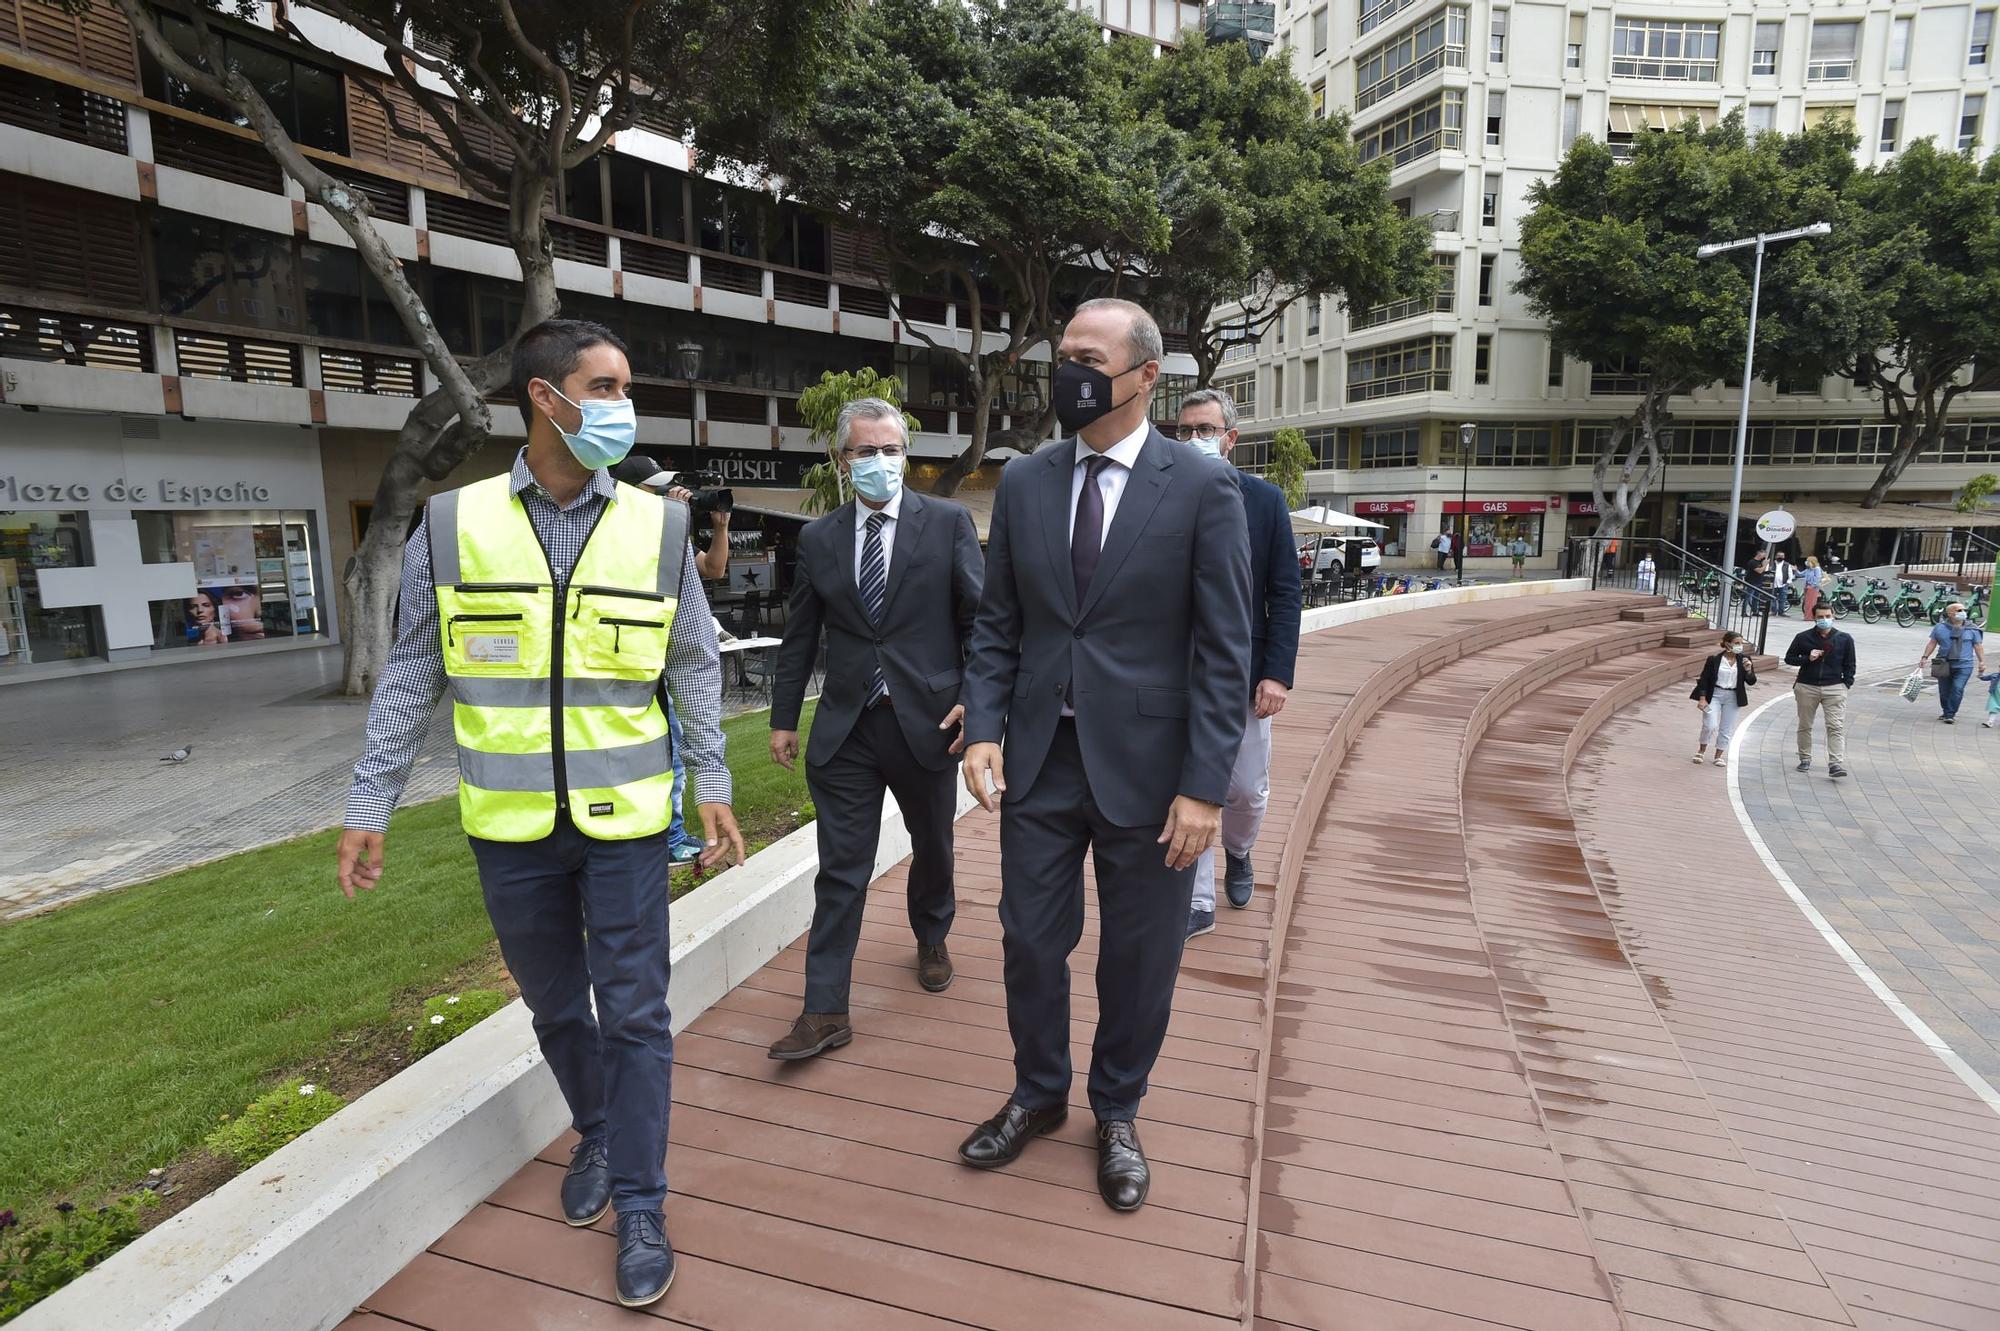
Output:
[1636, 554, 1657, 594]
[1600, 537, 1619, 576]
[1690, 630, 1757, 767]
[1784, 606, 1857, 778]
[1432, 529, 1452, 572]
[1917, 601, 1988, 723]
[1175, 388, 1301, 938]
[765, 398, 985, 1061]
[1798, 556, 1824, 620]
[1772, 553, 1795, 616]
[1507, 536, 1529, 580]
[338, 319, 748, 1310]
[1981, 670, 1999, 728]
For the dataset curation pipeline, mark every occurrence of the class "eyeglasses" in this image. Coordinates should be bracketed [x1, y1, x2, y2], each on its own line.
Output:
[1174, 425, 1229, 442]
[844, 445, 906, 461]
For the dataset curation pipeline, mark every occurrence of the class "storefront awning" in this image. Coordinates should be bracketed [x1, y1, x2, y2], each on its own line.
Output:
[1687, 500, 2000, 529]
[1293, 505, 1388, 531]
[1608, 102, 1719, 134]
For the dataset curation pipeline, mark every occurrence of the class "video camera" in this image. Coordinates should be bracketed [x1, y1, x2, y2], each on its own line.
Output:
[612, 456, 734, 522]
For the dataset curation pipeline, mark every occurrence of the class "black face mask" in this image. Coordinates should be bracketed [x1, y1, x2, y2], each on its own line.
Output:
[1053, 359, 1142, 434]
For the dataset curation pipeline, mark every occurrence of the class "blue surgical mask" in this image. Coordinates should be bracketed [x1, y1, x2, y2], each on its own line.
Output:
[1816, 617, 1834, 632]
[848, 452, 904, 504]
[1950, 611, 1968, 623]
[543, 382, 636, 469]
[1185, 435, 1225, 460]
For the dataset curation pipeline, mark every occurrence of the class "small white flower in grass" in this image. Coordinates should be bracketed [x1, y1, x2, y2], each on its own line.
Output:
[446, 995, 460, 1005]
[405, 1025, 414, 1032]
[430, 1014, 445, 1025]
[300, 1084, 317, 1096]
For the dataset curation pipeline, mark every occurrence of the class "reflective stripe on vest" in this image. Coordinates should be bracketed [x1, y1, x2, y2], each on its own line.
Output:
[428, 473, 688, 842]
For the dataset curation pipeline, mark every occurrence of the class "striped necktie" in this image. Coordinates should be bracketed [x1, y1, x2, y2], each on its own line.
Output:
[860, 511, 889, 707]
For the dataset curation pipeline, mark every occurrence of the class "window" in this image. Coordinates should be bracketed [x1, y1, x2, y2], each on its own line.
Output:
[1562, 95, 1581, 149]
[1611, 18, 1722, 82]
[1357, 0, 1420, 38]
[142, 15, 348, 154]
[1880, 99, 1903, 153]
[1459, 422, 1552, 466]
[1962, 94, 1986, 151]
[1355, 7, 1468, 111]
[1473, 334, 1492, 385]
[1312, 6, 1329, 56]
[1218, 373, 1257, 420]
[1808, 21, 1859, 81]
[1890, 16, 1912, 72]
[1567, 14, 1584, 70]
[1490, 8, 1507, 65]
[1358, 250, 1457, 327]
[1590, 353, 1647, 396]
[1304, 357, 1320, 410]
[1482, 173, 1500, 227]
[1746, 102, 1775, 137]
[1356, 90, 1466, 167]
[1476, 253, 1495, 306]
[1974, 10, 1994, 66]
[1276, 310, 1286, 348]
[1273, 362, 1287, 415]
[1751, 21, 1780, 76]
[1358, 424, 1421, 467]
[1485, 90, 1505, 147]
[1311, 78, 1327, 117]
[153, 212, 301, 334]
[1547, 340, 1565, 388]
[1347, 334, 1453, 400]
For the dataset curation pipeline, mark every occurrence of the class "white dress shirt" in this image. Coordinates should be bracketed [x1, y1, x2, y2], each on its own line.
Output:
[1063, 420, 1150, 716]
[1068, 419, 1151, 547]
[854, 488, 903, 698]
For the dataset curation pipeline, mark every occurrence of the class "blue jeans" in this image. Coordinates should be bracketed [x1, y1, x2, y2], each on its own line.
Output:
[469, 824, 673, 1212]
[665, 701, 696, 850]
[1940, 661, 1974, 718]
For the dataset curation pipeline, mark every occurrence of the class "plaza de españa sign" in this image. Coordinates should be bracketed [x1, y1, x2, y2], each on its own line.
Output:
[0, 475, 276, 506]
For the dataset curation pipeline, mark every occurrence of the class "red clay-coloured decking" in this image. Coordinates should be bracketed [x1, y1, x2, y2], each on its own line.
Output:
[345, 593, 2000, 1330]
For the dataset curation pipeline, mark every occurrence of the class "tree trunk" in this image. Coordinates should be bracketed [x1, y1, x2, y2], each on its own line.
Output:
[929, 372, 999, 497]
[1861, 411, 1941, 508]
[1591, 392, 1666, 538]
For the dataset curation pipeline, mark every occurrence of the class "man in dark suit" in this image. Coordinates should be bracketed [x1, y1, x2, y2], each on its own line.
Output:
[957, 299, 1252, 1212]
[1173, 388, 1300, 938]
[768, 398, 985, 1060]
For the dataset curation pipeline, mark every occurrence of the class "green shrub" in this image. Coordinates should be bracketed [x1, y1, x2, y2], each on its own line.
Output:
[0, 1194, 156, 1320]
[202, 1081, 345, 1168]
[409, 989, 508, 1058]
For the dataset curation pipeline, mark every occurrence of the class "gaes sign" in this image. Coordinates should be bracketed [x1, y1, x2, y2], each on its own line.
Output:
[1755, 509, 1796, 544]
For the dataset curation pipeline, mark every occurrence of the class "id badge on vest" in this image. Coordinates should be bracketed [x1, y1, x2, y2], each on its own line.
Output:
[462, 632, 521, 666]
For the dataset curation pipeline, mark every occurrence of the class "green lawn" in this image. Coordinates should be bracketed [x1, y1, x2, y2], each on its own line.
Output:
[0, 703, 811, 1224]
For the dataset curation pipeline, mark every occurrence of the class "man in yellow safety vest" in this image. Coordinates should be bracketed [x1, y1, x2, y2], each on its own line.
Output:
[337, 318, 744, 1309]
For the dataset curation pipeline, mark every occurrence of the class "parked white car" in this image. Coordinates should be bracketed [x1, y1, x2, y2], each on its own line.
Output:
[1300, 535, 1381, 574]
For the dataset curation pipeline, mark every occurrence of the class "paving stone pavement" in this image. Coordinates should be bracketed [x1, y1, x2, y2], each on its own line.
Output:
[1733, 631, 2000, 1085]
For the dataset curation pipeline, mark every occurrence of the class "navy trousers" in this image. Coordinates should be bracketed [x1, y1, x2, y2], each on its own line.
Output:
[998, 719, 1195, 1122]
[469, 822, 673, 1213]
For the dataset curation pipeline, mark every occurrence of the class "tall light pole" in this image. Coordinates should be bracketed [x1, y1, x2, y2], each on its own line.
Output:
[1458, 421, 1476, 586]
[1695, 221, 1831, 582]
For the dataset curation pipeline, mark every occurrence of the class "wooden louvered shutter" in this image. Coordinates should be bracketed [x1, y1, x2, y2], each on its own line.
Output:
[2, 0, 137, 89]
[830, 223, 889, 281]
[0, 174, 144, 308]
[453, 113, 515, 193]
[347, 74, 453, 182]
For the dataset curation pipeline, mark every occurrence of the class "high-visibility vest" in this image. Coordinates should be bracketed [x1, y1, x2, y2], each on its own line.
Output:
[426, 474, 688, 842]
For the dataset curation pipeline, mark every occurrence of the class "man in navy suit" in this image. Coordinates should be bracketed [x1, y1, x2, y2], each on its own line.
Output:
[1174, 388, 1300, 938]
[958, 299, 1251, 1213]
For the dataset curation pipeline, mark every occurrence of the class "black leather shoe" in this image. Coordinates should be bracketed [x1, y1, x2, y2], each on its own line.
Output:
[1096, 1119, 1150, 1212]
[560, 1136, 610, 1227]
[615, 1210, 675, 1308]
[1224, 853, 1254, 909]
[957, 1101, 1067, 1169]
[917, 942, 954, 993]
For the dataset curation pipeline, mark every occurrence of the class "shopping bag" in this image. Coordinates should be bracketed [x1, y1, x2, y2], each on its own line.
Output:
[1900, 669, 1926, 701]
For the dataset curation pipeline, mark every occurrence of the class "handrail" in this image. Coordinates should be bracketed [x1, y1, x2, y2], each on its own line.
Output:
[1577, 535, 1775, 651]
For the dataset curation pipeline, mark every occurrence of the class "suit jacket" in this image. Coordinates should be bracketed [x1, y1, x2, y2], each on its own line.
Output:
[773, 490, 984, 772]
[963, 428, 1253, 827]
[1234, 469, 1302, 689]
[1689, 650, 1758, 707]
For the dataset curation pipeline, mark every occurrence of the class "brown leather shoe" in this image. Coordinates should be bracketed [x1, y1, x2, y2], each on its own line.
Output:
[767, 1011, 852, 1061]
[917, 942, 954, 993]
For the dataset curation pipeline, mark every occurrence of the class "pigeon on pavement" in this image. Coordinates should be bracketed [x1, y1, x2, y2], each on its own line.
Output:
[161, 746, 193, 764]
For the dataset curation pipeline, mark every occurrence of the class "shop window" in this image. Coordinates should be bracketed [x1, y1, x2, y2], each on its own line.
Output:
[139, 510, 324, 647]
[0, 512, 101, 666]
[141, 14, 348, 154]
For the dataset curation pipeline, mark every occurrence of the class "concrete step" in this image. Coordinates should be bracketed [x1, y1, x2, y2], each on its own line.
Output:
[1621, 603, 1689, 623]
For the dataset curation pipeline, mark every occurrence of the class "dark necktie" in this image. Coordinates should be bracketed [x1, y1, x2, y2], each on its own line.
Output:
[860, 511, 889, 707]
[1072, 454, 1113, 605]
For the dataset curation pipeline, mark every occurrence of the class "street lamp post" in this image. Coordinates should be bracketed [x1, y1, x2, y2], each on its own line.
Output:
[675, 339, 703, 464]
[1458, 421, 1476, 586]
[1695, 221, 1831, 585]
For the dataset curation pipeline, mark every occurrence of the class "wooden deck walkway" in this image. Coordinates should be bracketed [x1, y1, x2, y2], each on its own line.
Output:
[345, 592, 2000, 1330]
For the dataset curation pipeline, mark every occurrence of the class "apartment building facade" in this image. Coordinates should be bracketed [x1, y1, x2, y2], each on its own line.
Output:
[0, 0, 1203, 678]
[1216, 0, 1999, 572]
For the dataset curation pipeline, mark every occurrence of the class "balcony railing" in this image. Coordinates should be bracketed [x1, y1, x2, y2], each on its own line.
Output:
[0, 64, 127, 153]
[701, 256, 763, 297]
[1419, 207, 1460, 231]
[320, 349, 420, 397]
[1356, 287, 1455, 330]
[0, 305, 153, 372]
[1806, 58, 1855, 81]
[620, 237, 691, 283]
[151, 117, 283, 192]
[173, 330, 302, 386]
[1357, 0, 1424, 38]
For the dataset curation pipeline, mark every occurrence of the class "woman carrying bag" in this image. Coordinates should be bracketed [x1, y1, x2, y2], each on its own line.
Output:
[1691, 630, 1757, 767]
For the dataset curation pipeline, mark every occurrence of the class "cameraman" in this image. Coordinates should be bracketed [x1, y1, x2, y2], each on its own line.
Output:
[666, 483, 731, 581]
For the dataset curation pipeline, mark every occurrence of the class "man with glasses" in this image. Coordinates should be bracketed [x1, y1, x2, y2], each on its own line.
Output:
[767, 398, 985, 1061]
[1174, 389, 1300, 937]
